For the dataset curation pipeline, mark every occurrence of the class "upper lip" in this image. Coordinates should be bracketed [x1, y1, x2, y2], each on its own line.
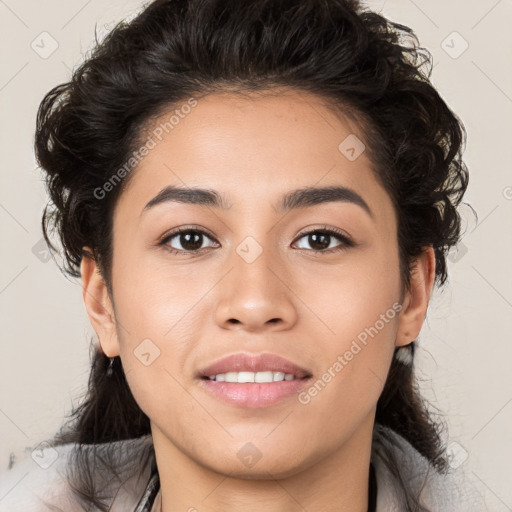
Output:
[198, 352, 312, 379]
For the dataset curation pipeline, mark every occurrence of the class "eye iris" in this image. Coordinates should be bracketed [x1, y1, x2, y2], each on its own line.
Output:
[180, 231, 203, 251]
[309, 233, 330, 250]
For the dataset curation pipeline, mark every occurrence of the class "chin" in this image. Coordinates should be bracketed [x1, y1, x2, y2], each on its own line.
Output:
[201, 450, 312, 480]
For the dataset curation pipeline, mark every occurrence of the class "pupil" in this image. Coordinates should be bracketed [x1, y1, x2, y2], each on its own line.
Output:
[310, 233, 329, 250]
[181, 232, 203, 250]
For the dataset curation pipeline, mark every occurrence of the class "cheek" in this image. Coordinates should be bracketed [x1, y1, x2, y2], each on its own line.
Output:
[301, 235, 402, 337]
[111, 248, 205, 342]
[110, 254, 223, 419]
[295, 242, 402, 404]
[294, 293, 399, 449]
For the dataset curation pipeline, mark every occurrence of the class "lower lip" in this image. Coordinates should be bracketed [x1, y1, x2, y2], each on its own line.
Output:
[198, 377, 311, 408]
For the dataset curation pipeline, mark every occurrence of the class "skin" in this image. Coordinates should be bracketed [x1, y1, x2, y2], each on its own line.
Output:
[81, 89, 435, 512]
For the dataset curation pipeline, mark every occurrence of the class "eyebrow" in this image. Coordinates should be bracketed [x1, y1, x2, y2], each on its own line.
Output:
[141, 185, 374, 219]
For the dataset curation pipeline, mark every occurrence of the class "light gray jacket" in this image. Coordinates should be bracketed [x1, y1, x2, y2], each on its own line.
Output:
[0, 426, 487, 511]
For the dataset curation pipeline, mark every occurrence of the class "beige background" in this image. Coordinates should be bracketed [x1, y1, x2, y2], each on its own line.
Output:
[1, 0, 511, 508]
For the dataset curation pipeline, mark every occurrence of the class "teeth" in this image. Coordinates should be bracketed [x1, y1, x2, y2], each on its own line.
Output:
[208, 371, 297, 383]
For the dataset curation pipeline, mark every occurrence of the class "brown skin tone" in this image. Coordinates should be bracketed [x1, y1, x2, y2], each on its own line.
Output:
[81, 89, 435, 512]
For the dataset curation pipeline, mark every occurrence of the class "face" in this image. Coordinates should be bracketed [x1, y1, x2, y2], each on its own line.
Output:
[83, 89, 432, 479]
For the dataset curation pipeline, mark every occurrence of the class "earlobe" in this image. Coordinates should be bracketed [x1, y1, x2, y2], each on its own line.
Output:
[80, 247, 120, 358]
[396, 246, 436, 348]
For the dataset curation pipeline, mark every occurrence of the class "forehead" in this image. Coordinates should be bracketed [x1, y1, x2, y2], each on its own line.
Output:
[114, 89, 393, 225]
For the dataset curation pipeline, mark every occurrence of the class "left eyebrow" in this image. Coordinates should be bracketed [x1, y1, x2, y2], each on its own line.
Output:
[140, 185, 374, 220]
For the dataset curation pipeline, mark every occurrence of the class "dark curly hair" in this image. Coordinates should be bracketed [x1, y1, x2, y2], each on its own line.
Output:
[34, 0, 471, 510]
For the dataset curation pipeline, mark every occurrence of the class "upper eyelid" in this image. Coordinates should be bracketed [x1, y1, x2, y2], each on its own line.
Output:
[295, 226, 351, 241]
[160, 226, 218, 244]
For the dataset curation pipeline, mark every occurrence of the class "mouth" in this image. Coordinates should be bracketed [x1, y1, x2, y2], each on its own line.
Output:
[196, 352, 313, 408]
[197, 352, 312, 380]
[200, 371, 310, 383]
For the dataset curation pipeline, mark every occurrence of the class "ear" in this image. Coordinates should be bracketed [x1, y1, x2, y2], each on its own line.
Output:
[396, 246, 436, 348]
[80, 248, 120, 358]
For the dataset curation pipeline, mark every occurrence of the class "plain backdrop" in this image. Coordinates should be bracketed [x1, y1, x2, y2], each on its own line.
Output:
[1, 0, 511, 508]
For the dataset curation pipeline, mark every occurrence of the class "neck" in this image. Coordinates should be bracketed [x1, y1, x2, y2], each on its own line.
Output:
[151, 416, 374, 512]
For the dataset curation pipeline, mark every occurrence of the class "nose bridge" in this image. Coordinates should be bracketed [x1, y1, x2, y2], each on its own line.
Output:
[227, 207, 281, 279]
[214, 230, 297, 330]
[231, 232, 283, 297]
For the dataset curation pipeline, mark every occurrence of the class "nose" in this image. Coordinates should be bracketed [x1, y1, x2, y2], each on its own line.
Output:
[214, 239, 298, 333]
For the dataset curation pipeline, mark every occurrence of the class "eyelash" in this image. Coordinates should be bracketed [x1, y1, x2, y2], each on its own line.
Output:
[158, 225, 355, 256]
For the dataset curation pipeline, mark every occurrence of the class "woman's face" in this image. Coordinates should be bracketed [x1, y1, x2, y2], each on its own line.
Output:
[84, 89, 431, 479]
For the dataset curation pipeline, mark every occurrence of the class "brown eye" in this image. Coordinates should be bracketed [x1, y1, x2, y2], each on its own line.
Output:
[160, 228, 219, 255]
[293, 227, 354, 254]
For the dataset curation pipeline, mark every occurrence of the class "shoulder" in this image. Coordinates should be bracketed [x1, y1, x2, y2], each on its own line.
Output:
[0, 441, 75, 512]
[372, 424, 488, 512]
[0, 435, 154, 512]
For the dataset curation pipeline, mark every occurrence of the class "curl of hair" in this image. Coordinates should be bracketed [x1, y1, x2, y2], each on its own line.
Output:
[36, 0, 470, 510]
